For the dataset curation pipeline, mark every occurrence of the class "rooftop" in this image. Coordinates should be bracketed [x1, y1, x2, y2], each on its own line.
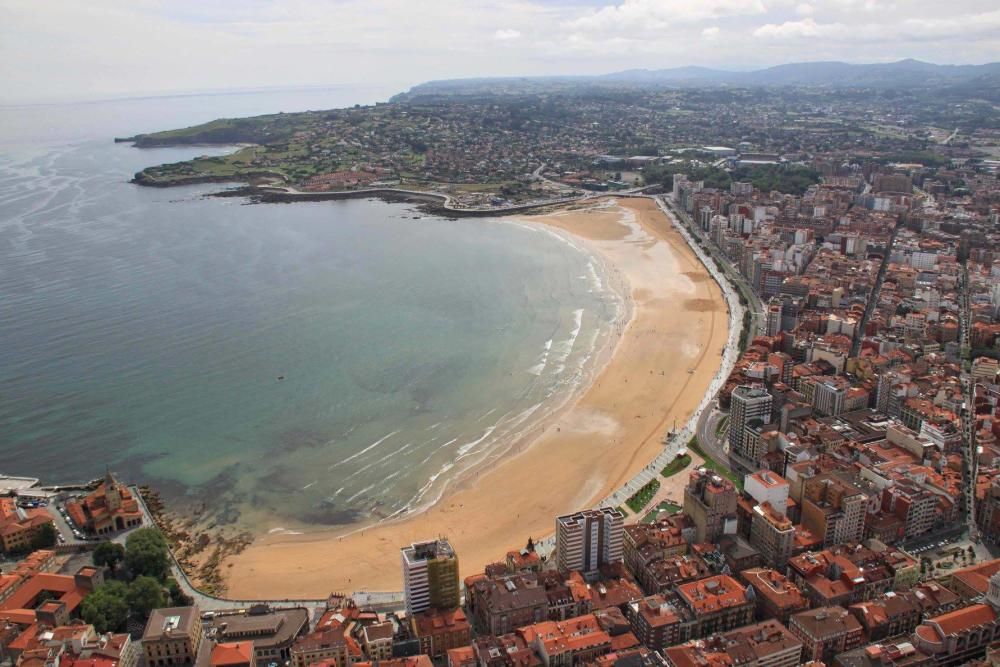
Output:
[143, 607, 201, 642]
[675, 576, 750, 616]
[790, 606, 862, 639]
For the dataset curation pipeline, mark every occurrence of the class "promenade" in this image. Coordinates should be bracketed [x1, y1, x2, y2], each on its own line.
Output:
[532, 194, 746, 555]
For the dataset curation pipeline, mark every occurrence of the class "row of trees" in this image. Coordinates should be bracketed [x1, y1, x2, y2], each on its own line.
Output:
[82, 528, 190, 633]
[642, 161, 821, 196]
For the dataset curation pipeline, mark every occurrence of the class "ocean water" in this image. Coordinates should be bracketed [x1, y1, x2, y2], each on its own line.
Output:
[0, 87, 622, 530]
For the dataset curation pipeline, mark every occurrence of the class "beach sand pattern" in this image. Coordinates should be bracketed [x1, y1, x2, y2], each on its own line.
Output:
[223, 198, 729, 598]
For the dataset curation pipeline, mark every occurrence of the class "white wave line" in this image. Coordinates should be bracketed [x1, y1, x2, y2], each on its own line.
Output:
[328, 429, 400, 469]
[456, 426, 498, 460]
[346, 482, 378, 503]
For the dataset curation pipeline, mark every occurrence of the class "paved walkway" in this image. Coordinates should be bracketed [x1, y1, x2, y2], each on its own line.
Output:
[535, 194, 745, 557]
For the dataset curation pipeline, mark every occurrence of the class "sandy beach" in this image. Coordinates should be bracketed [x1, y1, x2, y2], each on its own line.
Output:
[222, 197, 729, 598]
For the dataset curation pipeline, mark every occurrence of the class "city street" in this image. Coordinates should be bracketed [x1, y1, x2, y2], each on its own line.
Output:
[695, 407, 731, 469]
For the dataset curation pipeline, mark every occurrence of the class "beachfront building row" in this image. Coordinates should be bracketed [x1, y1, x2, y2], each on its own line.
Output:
[4, 475, 1000, 667]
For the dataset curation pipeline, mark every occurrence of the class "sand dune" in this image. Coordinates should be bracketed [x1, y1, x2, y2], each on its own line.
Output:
[221, 197, 729, 598]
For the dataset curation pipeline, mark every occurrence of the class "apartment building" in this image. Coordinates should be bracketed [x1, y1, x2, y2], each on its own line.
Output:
[401, 539, 460, 616]
[555, 508, 624, 580]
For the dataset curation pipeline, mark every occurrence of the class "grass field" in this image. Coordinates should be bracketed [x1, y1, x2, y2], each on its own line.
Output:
[626, 479, 661, 514]
[661, 453, 692, 478]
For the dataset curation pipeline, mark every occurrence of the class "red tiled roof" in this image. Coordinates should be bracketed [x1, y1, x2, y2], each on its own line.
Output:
[950, 559, 1000, 595]
[928, 604, 997, 637]
[211, 641, 254, 666]
[676, 576, 749, 616]
[0, 572, 89, 620]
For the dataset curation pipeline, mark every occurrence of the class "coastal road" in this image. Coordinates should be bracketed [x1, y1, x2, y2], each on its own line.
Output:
[695, 407, 731, 468]
[531, 163, 576, 194]
[662, 197, 765, 342]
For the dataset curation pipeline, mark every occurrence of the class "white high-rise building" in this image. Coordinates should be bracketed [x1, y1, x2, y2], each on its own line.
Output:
[400, 539, 459, 616]
[730, 385, 773, 464]
[555, 507, 624, 580]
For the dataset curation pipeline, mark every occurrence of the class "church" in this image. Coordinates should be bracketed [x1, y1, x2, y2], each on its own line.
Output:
[65, 472, 144, 536]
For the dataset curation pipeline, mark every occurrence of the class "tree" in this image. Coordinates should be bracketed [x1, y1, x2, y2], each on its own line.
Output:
[127, 576, 166, 619]
[166, 578, 193, 607]
[31, 522, 57, 550]
[93, 542, 126, 571]
[81, 582, 129, 633]
[125, 528, 169, 581]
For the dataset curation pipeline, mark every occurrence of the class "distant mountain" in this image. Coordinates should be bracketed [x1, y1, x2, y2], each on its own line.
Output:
[601, 65, 734, 84]
[612, 59, 1000, 87]
[399, 60, 1000, 98]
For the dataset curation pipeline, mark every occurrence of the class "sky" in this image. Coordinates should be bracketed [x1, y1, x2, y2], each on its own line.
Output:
[2, 0, 998, 104]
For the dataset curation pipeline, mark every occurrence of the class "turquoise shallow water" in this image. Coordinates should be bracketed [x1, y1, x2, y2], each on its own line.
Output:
[0, 89, 621, 530]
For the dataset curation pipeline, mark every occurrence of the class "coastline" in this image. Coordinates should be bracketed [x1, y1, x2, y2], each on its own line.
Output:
[219, 197, 730, 598]
[131, 165, 646, 217]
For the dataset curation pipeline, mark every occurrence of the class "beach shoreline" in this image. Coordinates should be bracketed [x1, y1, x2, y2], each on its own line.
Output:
[219, 196, 729, 598]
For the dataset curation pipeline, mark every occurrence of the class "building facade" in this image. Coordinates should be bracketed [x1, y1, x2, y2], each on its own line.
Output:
[142, 606, 204, 667]
[555, 508, 624, 580]
[683, 470, 738, 543]
[401, 539, 460, 616]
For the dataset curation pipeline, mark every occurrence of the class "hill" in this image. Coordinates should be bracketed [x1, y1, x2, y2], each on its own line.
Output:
[398, 60, 1000, 99]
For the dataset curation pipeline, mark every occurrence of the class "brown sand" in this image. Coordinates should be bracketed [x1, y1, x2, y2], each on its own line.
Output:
[222, 197, 729, 598]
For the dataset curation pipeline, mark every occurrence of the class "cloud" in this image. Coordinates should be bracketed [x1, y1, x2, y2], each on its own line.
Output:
[753, 18, 844, 39]
[899, 10, 1000, 40]
[493, 28, 522, 40]
[565, 0, 767, 34]
[753, 8, 1000, 43]
[0, 0, 998, 104]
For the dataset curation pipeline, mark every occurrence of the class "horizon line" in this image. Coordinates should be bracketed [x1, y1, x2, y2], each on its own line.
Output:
[3, 56, 997, 109]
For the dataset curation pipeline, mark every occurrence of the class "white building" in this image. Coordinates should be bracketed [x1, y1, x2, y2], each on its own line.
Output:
[909, 251, 939, 271]
[400, 539, 459, 616]
[745, 471, 790, 515]
[555, 507, 624, 580]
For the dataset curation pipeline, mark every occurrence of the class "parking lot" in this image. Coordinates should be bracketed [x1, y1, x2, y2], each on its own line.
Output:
[900, 529, 998, 577]
[41, 495, 94, 546]
[907, 537, 964, 556]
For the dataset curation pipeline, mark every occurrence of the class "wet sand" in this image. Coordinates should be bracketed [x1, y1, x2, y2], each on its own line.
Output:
[222, 197, 729, 598]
